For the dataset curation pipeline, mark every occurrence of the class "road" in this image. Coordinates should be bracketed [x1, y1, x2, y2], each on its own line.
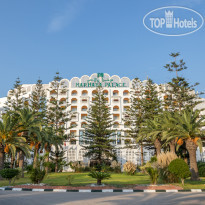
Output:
[0, 191, 205, 205]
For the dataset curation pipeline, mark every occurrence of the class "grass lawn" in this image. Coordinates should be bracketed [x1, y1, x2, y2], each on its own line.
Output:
[0, 172, 204, 189]
[0, 172, 150, 187]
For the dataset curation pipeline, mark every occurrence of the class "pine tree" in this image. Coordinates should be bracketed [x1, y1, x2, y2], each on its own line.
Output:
[29, 79, 47, 168]
[124, 78, 144, 165]
[83, 87, 116, 172]
[47, 72, 70, 137]
[4, 78, 27, 172]
[46, 72, 71, 172]
[162, 52, 202, 112]
[5, 77, 27, 111]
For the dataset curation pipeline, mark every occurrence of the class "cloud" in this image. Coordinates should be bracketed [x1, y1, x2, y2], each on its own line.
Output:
[48, 0, 85, 32]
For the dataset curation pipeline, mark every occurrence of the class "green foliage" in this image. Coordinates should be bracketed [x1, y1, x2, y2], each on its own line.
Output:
[0, 168, 20, 185]
[145, 167, 159, 185]
[123, 161, 136, 175]
[30, 168, 46, 184]
[83, 87, 116, 171]
[67, 175, 75, 185]
[25, 164, 33, 174]
[88, 171, 111, 185]
[69, 161, 86, 173]
[197, 162, 205, 177]
[168, 159, 191, 186]
[150, 156, 157, 163]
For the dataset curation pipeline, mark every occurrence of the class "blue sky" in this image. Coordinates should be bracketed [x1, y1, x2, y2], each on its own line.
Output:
[0, 0, 204, 97]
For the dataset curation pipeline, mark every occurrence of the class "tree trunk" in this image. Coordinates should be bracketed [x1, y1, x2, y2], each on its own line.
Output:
[97, 179, 101, 185]
[33, 147, 39, 169]
[0, 144, 4, 180]
[55, 159, 58, 173]
[186, 139, 199, 181]
[16, 151, 20, 167]
[154, 139, 161, 156]
[140, 144, 144, 165]
[169, 140, 175, 153]
[10, 154, 14, 168]
[19, 150, 24, 178]
[45, 150, 50, 174]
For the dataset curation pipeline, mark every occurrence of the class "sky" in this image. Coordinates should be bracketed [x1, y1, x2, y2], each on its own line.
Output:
[0, 0, 204, 97]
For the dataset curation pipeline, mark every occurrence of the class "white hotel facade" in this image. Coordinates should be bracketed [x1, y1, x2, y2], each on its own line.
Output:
[0, 73, 205, 169]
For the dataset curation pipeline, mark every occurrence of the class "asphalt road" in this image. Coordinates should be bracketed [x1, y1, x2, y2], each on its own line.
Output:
[0, 191, 205, 205]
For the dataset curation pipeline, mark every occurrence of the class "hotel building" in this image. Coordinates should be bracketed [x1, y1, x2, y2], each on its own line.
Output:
[0, 73, 205, 170]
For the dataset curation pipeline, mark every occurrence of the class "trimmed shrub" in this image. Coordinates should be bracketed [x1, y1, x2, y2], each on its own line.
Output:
[0, 168, 20, 185]
[88, 171, 111, 185]
[30, 168, 46, 184]
[157, 152, 178, 183]
[123, 161, 136, 175]
[168, 158, 191, 186]
[197, 162, 205, 177]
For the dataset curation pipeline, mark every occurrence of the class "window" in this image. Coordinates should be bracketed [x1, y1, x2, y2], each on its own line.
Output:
[79, 130, 84, 145]
[113, 114, 119, 121]
[81, 114, 87, 120]
[113, 99, 119, 103]
[103, 90, 108, 96]
[113, 90, 119, 96]
[82, 90, 88, 96]
[78, 149, 86, 161]
[113, 106, 119, 111]
[123, 90, 129, 96]
[70, 122, 77, 128]
[71, 90, 77, 96]
[82, 99, 87, 103]
[117, 131, 121, 145]
[81, 122, 87, 128]
[126, 149, 135, 163]
[81, 106, 87, 111]
[60, 98, 66, 104]
[67, 149, 76, 162]
[92, 90, 97, 95]
[71, 106, 77, 112]
[71, 98, 77, 104]
[123, 98, 129, 104]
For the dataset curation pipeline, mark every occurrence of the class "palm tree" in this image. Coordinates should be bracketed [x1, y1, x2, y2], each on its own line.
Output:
[139, 116, 163, 156]
[15, 108, 42, 177]
[164, 109, 205, 180]
[0, 114, 30, 178]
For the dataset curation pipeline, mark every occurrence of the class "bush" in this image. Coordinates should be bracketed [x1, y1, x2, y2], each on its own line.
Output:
[69, 161, 86, 173]
[88, 171, 111, 185]
[111, 161, 121, 173]
[0, 168, 20, 185]
[30, 168, 46, 184]
[25, 164, 33, 174]
[123, 161, 136, 175]
[157, 152, 178, 169]
[157, 152, 178, 183]
[168, 158, 191, 186]
[67, 175, 75, 185]
[197, 162, 205, 177]
[146, 167, 159, 185]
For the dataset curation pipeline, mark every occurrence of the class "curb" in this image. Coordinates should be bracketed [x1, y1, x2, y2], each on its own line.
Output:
[0, 187, 204, 192]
